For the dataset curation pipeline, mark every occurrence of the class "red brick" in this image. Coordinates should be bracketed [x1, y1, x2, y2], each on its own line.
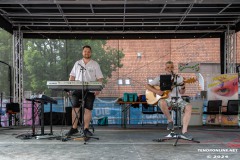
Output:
[101, 36, 240, 98]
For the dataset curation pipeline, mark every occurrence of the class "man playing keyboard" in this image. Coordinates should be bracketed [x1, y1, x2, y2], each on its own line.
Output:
[66, 45, 103, 137]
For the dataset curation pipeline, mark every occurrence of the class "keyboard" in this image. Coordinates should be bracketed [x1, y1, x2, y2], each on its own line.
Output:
[47, 81, 103, 91]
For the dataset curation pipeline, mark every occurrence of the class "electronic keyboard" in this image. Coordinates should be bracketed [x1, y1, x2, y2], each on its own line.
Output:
[47, 81, 103, 91]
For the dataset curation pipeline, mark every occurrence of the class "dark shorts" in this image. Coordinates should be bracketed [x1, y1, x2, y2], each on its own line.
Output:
[71, 90, 95, 110]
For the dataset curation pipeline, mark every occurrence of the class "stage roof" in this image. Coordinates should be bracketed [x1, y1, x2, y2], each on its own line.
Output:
[0, 0, 240, 39]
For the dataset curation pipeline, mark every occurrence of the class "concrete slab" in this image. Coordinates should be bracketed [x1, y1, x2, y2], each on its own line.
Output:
[0, 125, 239, 160]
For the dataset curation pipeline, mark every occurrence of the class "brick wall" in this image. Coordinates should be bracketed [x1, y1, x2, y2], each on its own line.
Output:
[100, 34, 240, 98]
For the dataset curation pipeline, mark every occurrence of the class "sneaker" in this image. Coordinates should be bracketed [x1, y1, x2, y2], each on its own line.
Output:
[65, 128, 79, 136]
[180, 132, 193, 140]
[167, 121, 174, 130]
[84, 128, 93, 137]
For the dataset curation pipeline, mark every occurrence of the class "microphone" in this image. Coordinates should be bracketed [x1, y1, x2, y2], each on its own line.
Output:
[78, 63, 86, 70]
[171, 71, 176, 78]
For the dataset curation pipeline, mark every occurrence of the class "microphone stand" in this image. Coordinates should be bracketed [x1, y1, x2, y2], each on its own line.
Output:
[80, 64, 89, 143]
[172, 72, 181, 128]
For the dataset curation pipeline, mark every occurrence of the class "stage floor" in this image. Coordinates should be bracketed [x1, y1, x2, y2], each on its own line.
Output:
[0, 125, 239, 160]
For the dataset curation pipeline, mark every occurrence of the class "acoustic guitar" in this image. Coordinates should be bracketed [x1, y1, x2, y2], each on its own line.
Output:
[145, 77, 196, 105]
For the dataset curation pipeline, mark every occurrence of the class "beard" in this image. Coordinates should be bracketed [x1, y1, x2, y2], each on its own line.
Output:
[83, 55, 91, 59]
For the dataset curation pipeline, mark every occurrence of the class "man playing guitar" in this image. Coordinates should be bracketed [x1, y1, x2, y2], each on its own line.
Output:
[145, 61, 193, 140]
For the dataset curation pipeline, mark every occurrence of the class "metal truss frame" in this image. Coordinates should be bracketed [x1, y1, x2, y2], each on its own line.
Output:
[13, 26, 24, 124]
[224, 26, 237, 74]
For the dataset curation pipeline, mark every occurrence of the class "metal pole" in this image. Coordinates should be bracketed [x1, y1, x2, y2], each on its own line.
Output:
[9, 65, 12, 103]
[0, 92, 2, 127]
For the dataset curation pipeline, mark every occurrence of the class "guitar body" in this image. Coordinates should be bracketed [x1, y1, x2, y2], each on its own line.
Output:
[145, 77, 196, 105]
[146, 86, 170, 105]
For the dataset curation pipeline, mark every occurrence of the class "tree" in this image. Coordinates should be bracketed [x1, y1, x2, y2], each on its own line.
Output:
[24, 39, 65, 92]
[0, 28, 13, 98]
[23, 39, 124, 96]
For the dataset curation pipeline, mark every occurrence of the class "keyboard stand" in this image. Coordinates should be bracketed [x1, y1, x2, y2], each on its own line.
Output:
[19, 97, 58, 140]
[35, 100, 58, 139]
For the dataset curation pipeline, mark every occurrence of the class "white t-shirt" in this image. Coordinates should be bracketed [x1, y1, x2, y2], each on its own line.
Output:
[149, 74, 184, 102]
[70, 59, 103, 82]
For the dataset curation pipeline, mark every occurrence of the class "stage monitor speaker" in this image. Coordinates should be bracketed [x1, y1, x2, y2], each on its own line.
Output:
[6, 103, 20, 113]
[43, 107, 82, 125]
[44, 112, 65, 125]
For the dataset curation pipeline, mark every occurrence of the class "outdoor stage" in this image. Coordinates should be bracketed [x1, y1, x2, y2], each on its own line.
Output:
[0, 125, 239, 160]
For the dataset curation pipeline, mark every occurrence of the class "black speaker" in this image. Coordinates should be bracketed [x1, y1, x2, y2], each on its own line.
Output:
[44, 112, 65, 125]
[236, 65, 240, 73]
[65, 106, 82, 125]
[43, 107, 83, 125]
[6, 103, 20, 113]
[65, 107, 72, 125]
